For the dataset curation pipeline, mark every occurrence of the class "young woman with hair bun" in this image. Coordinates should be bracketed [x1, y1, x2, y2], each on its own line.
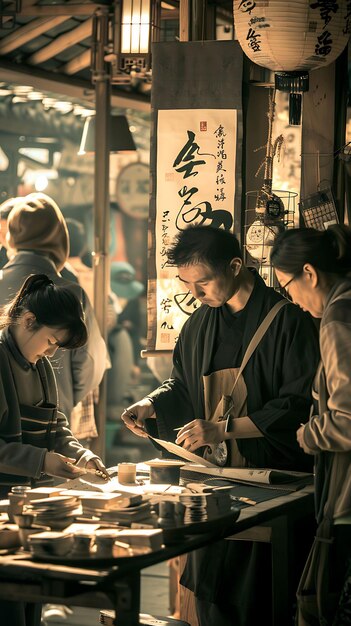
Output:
[0, 273, 108, 626]
[271, 225, 351, 625]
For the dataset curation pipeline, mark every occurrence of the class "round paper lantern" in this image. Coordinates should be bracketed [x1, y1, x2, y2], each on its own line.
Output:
[234, 0, 351, 123]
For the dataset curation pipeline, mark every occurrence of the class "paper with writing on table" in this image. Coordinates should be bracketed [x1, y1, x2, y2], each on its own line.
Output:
[149, 436, 216, 468]
[180, 464, 314, 486]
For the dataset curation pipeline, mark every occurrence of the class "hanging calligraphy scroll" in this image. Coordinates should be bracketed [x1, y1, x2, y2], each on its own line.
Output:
[146, 41, 243, 353]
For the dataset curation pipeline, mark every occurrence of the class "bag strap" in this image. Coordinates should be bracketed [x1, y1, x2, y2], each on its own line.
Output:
[230, 299, 288, 396]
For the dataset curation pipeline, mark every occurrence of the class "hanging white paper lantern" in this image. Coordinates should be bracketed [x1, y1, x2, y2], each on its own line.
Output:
[233, 0, 351, 123]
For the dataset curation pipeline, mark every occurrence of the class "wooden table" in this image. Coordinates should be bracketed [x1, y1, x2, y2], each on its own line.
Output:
[0, 485, 314, 626]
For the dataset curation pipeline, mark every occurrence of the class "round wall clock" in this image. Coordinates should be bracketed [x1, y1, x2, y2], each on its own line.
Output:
[116, 162, 149, 219]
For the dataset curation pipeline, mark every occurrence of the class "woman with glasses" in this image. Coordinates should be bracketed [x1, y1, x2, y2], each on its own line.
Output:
[271, 225, 351, 625]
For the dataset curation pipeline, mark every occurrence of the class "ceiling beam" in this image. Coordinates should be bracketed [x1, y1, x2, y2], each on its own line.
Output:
[0, 17, 69, 54]
[0, 0, 39, 25]
[28, 18, 93, 65]
[62, 49, 91, 75]
[0, 60, 150, 111]
[14, 3, 109, 17]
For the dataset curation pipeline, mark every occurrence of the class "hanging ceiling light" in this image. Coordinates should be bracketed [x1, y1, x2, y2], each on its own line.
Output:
[106, 0, 161, 84]
[78, 114, 137, 155]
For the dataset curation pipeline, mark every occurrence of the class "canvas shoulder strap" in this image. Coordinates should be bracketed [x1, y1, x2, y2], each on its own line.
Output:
[231, 298, 288, 395]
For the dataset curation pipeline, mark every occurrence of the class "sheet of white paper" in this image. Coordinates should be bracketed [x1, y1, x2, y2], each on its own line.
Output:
[150, 437, 216, 468]
[58, 476, 145, 495]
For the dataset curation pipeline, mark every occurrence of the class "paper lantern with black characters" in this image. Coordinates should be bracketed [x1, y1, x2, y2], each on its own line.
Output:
[234, 0, 351, 124]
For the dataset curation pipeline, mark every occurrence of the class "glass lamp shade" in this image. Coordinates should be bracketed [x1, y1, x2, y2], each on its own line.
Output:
[78, 115, 137, 155]
[121, 0, 151, 55]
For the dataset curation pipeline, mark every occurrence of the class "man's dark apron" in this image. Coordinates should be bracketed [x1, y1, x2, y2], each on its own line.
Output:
[203, 299, 288, 467]
[179, 300, 288, 625]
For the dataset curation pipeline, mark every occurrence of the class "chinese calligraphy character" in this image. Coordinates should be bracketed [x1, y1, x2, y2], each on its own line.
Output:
[216, 161, 227, 173]
[176, 183, 232, 229]
[177, 199, 233, 230]
[216, 173, 226, 185]
[160, 298, 172, 314]
[238, 0, 256, 15]
[246, 27, 261, 52]
[161, 321, 174, 330]
[174, 291, 199, 316]
[215, 188, 227, 202]
[214, 125, 226, 138]
[173, 130, 215, 179]
[310, 0, 339, 26]
[178, 185, 198, 206]
[217, 149, 228, 160]
[315, 30, 333, 55]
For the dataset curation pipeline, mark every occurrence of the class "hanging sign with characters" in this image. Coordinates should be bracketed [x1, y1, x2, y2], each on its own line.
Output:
[154, 109, 237, 350]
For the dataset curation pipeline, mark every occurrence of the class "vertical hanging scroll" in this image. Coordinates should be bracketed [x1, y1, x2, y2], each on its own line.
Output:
[154, 109, 237, 350]
[147, 41, 243, 353]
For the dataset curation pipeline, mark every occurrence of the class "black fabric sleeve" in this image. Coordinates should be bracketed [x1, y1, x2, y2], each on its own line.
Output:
[147, 334, 195, 442]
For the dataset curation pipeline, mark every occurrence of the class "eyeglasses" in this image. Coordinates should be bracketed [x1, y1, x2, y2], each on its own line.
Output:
[281, 276, 295, 291]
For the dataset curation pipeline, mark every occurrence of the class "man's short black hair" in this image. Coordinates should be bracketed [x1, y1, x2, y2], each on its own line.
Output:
[167, 226, 242, 273]
[0, 197, 17, 220]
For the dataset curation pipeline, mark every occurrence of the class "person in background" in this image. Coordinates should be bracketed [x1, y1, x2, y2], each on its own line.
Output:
[110, 261, 144, 375]
[64, 218, 94, 301]
[0, 273, 108, 626]
[63, 218, 98, 443]
[107, 261, 144, 418]
[121, 225, 320, 626]
[271, 225, 351, 626]
[64, 217, 121, 331]
[0, 193, 108, 444]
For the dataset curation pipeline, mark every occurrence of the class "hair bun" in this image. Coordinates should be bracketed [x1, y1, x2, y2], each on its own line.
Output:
[21, 274, 54, 295]
[326, 225, 351, 266]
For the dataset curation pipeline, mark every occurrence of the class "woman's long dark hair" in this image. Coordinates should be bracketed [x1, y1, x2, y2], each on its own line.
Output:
[271, 225, 351, 277]
[0, 274, 87, 349]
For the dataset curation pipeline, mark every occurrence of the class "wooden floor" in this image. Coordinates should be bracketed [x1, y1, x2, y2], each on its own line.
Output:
[41, 562, 170, 625]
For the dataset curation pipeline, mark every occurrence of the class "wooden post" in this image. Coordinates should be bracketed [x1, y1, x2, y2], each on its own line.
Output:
[90, 9, 110, 460]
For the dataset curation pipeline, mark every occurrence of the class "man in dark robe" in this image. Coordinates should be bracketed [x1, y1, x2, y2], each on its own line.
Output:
[121, 226, 319, 626]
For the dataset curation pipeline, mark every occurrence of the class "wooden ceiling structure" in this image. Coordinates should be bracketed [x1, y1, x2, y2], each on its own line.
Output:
[0, 1, 232, 107]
